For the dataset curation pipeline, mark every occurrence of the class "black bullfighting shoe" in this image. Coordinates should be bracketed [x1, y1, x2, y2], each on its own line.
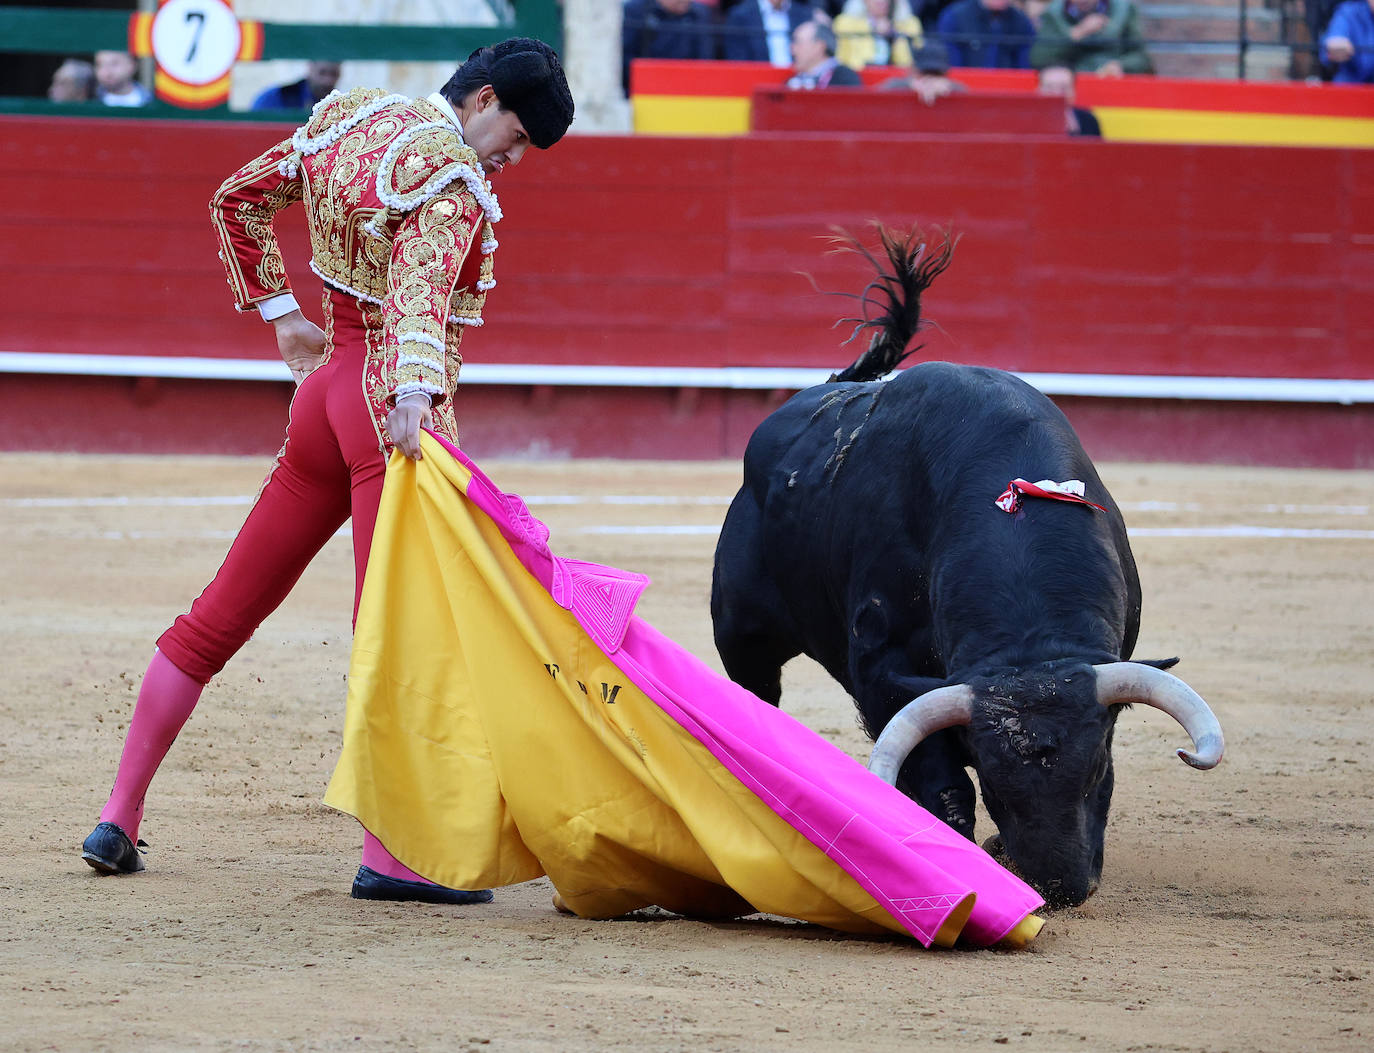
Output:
[350, 865, 493, 905]
[81, 821, 146, 874]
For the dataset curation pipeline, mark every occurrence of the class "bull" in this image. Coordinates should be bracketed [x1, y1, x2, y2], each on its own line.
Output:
[710, 227, 1223, 908]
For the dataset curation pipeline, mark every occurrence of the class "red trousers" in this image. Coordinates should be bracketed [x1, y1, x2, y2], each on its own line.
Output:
[159, 292, 387, 685]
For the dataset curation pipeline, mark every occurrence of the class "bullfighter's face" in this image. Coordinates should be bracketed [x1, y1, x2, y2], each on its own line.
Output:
[462, 85, 532, 177]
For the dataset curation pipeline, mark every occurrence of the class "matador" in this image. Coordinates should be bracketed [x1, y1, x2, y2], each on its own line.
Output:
[81, 39, 575, 904]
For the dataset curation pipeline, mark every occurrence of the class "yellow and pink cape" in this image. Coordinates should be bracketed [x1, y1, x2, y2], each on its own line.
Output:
[325, 433, 1044, 948]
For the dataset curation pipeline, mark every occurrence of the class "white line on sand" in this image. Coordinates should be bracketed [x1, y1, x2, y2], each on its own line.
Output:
[8, 495, 1371, 516]
[18, 524, 1374, 541]
[578, 525, 1374, 540]
[3, 494, 729, 509]
[1128, 526, 1374, 540]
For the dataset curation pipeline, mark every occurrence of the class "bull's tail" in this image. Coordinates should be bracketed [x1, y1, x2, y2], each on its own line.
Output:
[826, 225, 956, 384]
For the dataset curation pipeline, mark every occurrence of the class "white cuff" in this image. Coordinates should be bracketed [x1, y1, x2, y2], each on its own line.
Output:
[257, 293, 300, 321]
[393, 384, 440, 405]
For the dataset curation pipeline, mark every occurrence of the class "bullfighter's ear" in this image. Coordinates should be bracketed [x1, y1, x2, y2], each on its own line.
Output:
[1132, 657, 1180, 671]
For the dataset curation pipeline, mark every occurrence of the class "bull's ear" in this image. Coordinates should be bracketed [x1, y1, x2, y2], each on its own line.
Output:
[1133, 657, 1180, 671]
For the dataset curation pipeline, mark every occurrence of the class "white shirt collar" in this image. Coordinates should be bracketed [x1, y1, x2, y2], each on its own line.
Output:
[427, 92, 465, 138]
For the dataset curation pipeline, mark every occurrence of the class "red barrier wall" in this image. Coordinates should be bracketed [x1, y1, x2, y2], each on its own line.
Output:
[751, 89, 1067, 135]
[2, 115, 1372, 464]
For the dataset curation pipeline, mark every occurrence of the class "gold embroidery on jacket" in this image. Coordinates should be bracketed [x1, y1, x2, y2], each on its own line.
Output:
[362, 302, 391, 452]
[209, 138, 300, 308]
[240, 181, 302, 292]
[214, 90, 497, 434]
[382, 190, 477, 401]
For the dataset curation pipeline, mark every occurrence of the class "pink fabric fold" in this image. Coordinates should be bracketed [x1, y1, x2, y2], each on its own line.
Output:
[430, 432, 1044, 944]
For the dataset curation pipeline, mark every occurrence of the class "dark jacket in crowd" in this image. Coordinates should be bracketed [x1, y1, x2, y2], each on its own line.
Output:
[1029, 0, 1154, 74]
[251, 79, 319, 111]
[723, 0, 819, 63]
[622, 1, 718, 92]
[935, 0, 1036, 69]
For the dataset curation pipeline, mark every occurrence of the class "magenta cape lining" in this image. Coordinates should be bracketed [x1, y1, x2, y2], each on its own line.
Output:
[416, 431, 1043, 945]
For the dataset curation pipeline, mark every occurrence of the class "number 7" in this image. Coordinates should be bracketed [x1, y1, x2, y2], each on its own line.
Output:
[184, 10, 206, 64]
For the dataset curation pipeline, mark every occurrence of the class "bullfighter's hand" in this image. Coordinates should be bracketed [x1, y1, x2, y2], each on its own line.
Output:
[387, 392, 433, 461]
[272, 310, 327, 385]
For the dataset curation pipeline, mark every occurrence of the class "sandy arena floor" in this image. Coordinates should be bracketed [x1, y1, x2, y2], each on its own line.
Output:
[1, 453, 1371, 1052]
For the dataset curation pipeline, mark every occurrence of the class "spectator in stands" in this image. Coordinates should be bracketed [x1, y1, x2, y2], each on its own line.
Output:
[94, 50, 151, 107]
[912, 0, 959, 24]
[877, 40, 970, 102]
[1023, 0, 1052, 27]
[725, 0, 820, 65]
[832, 0, 924, 69]
[621, 1, 718, 94]
[1303, 0, 1343, 78]
[48, 59, 95, 103]
[787, 19, 865, 85]
[1037, 64, 1101, 135]
[1322, 0, 1374, 83]
[251, 61, 343, 111]
[1029, 0, 1153, 75]
[935, 0, 1037, 68]
[722, 0, 841, 18]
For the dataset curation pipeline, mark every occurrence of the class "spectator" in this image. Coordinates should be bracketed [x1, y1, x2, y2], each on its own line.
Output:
[251, 61, 343, 111]
[1029, 0, 1153, 75]
[832, 0, 924, 69]
[878, 40, 970, 103]
[94, 50, 151, 107]
[787, 19, 864, 85]
[724, 0, 820, 65]
[1304, 0, 1344, 78]
[911, 0, 958, 24]
[935, 0, 1037, 68]
[1322, 0, 1374, 83]
[622, 1, 718, 94]
[48, 58, 95, 103]
[1037, 63, 1101, 135]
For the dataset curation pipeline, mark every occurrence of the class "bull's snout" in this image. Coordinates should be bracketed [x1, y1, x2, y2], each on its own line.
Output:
[1036, 874, 1099, 910]
[982, 834, 1101, 909]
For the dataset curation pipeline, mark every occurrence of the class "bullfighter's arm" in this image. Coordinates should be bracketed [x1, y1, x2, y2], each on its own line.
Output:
[381, 189, 485, 459]
[209, 137, 303, 312]
[382, 188, 483, 406]
[209, 139, 324, 384]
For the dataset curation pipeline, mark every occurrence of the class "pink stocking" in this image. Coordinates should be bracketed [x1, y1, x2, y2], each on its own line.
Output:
[361, 829, 433, 884]
[98, 649, 203, 841]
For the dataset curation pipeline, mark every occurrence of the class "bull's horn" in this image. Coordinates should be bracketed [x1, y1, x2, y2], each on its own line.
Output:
[1094, 662, 1224, 770]
[868, 685, 975, 784]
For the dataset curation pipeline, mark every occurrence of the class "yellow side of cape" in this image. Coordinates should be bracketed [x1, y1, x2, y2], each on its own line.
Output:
[324, 438, 948, 938]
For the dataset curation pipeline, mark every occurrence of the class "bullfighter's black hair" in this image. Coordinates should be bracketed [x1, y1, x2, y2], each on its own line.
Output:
[824, 224, 957, 384]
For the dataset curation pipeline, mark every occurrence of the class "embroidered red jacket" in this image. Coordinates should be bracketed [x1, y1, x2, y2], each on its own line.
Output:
[209, 88, 501, 446]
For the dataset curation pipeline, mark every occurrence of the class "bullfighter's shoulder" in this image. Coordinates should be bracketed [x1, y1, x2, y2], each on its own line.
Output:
[294, 87, 398, 144]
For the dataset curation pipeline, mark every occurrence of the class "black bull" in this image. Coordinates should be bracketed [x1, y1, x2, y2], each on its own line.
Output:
[710, 230, 1223, 908]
